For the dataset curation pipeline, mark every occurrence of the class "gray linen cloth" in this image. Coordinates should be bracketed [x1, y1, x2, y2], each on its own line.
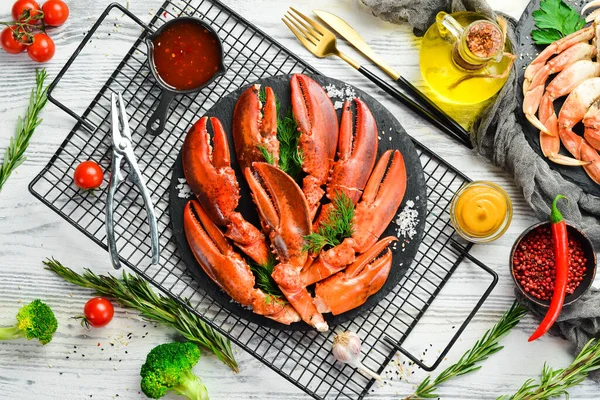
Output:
[361, 0, 600, 380]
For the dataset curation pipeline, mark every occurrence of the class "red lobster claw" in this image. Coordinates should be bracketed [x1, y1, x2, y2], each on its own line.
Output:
[183, 200, 300, 325]
[314, 97, 378, 229]
[301, 150, 406, 286]
[313, 239, 394, 315]
[182, 116, 270, 265]
[291, 74, 339, 220]
[245, 162, 328, 331]
[233, 84, 279, 171]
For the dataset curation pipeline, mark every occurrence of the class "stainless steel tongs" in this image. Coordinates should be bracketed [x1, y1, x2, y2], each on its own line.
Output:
[106, 92, 160, 269]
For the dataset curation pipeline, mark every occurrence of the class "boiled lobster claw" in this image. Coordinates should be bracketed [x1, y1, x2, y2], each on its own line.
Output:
[313, 237, 396, 315]
[182, 116, 270, 265]
[245, 162, 328, 331]
[233, 84, 279, 171]
[183, 199, 301, 325]
[291, 74, 339, 220]
[301, 149, 406, 286]
[313, 97, 378, 229]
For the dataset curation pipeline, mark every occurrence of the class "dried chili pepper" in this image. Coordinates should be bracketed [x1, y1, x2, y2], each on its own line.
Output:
[528, 194, 569, 342]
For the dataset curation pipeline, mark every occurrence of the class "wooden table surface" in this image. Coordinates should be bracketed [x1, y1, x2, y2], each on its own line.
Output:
[0, 0, 598, 399]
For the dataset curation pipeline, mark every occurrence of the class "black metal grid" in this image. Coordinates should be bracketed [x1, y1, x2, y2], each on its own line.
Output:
[29, 1, 497, 399]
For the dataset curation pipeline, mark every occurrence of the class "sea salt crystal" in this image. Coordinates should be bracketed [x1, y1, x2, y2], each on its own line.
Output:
[333, 100, 344, 110]
[176, 178, 193, 199]
[395, 200, 419, 240]
[324, 83, 357, 105]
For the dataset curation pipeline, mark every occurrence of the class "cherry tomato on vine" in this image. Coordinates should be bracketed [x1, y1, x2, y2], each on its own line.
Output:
[0, 26, 26, 54]
[42, 0, 69, 26]
[27, 33, 54, 62]
[81, 297, 114, 328]
[73, 160, 104, 190]
[12, 0, 42, 23]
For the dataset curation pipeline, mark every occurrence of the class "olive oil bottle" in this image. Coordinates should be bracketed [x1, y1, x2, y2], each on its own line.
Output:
[419, 11, 513, 105]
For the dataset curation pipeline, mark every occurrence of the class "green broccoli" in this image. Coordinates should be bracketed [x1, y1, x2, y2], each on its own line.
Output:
[0, 299, 58, 345]
[141, 342, 209, 400]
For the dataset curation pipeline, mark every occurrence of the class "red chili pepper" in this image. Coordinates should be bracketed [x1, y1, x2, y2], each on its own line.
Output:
[528, 194, 569, 342]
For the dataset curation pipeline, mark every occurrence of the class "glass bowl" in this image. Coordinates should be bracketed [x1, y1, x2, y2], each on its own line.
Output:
[449, 181, 513, 243]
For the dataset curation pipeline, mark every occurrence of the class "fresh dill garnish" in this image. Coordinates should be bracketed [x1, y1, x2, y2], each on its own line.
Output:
[258, 87, 267, 104]
[303, 191, 355, 254]
[277, 109, 303, 180]
[257, 145, 275, 165]
[249, 257, 284, 300]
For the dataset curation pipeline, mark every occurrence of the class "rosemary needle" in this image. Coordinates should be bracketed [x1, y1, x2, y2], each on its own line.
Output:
[0, 69, 48, 193]
[406, 301, 528, 400]
[43, 258, 238, 372]
[498, 339, 600, 400]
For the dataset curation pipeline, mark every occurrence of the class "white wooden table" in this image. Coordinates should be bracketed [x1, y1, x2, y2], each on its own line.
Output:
[0, 0, 598, 399]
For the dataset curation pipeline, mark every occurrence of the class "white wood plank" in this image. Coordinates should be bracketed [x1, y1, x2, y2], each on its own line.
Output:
[1, 0, 598, 399]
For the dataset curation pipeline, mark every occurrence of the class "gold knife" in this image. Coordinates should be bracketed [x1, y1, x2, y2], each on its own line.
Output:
[312, 9, 469, 141]
[312, 9, 400, 80]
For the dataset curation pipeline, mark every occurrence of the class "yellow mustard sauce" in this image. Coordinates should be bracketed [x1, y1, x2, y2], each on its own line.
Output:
[454, 185, 507, 237]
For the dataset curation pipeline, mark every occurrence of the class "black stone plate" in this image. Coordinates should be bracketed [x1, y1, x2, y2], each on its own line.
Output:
[516, 0, 600, 196]
[169, 74, 427, 331]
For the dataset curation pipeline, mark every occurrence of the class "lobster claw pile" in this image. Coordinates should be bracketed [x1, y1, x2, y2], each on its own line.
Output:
[522, 2, 600, 183]
[182, 74, 406, 331]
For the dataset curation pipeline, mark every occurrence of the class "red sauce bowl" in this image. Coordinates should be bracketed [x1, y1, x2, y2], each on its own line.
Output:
[145, 16, 226, 136]
[509, 221, 596, 307]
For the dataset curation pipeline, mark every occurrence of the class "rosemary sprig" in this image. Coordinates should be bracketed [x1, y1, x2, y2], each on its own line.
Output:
[249, 257, 284, 300]
[0, 69, 48, 193]
[498, 339, 600, 400]
[43, 258, 239, 372]
[303, 191, 355, 254]
[406, 301, 528, 400]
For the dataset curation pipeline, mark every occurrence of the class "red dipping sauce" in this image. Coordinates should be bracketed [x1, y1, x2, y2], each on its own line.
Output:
[152, 20, 222, 91]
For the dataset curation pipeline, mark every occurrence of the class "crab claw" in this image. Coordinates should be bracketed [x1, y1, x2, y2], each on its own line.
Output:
[245, 162, 328, 331]
[183, 200, 300, 325]
[314, 98, 379, 230]
[313, 240, 394, 315]
[182, 116, 270, 265]
[291, 74, 339, 220]
[233, 85, 279, 171]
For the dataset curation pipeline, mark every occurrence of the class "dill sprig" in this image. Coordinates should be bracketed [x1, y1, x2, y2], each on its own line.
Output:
[43, 258, 238, 372]
[0, 69, 48, 193]
[249, 257, 284, 300]
[257, 87, 303, 178]
[406, 301, 527, 400]
[498, 339, 600, 400]
[303, 191, 355, 254]
[277, 109, 303, 180]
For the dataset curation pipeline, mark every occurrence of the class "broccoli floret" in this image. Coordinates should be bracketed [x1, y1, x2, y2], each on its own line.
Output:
[140, 342, 209, 400]
[0, 299, 58, 345]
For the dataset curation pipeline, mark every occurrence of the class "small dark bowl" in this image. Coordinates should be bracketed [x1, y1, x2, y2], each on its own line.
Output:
[510, 221, 596, 307]
[144, 16, 226, 136]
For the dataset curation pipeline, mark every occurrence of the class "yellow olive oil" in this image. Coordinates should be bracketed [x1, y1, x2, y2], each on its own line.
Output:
[419, 12, 511, 105]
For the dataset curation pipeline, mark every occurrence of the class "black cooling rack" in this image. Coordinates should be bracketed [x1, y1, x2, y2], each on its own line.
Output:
[29, 1, 498, 399]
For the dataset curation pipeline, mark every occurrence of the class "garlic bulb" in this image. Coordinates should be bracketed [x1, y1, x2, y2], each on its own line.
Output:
[332, 330, 382, 381]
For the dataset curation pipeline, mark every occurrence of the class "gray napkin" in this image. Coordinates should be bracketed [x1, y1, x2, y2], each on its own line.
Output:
[361, 0, 600, 381]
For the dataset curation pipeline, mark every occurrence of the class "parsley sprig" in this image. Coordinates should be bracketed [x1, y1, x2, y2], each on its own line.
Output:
[405, 301, 527, 400]
[0, 69, 48, 193]
[531, 0, 585, 45]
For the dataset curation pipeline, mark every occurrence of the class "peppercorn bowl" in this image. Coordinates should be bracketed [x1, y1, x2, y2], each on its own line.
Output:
[510, 221, 596, 307]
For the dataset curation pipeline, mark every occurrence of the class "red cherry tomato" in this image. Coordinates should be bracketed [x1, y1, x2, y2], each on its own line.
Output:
[12, 0, 42, 23]
[27, 33, 54, 62]
[0, 26, 26, 54]
[42, 0, 69, 26]
[82, 297, 114, 328]
[73, 160, 103, 190]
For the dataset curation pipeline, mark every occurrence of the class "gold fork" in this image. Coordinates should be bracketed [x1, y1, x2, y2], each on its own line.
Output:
[281, 7, 472, 148]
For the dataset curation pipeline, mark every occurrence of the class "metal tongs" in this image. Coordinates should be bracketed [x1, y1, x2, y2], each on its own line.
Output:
[106, 92, 160, 269]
